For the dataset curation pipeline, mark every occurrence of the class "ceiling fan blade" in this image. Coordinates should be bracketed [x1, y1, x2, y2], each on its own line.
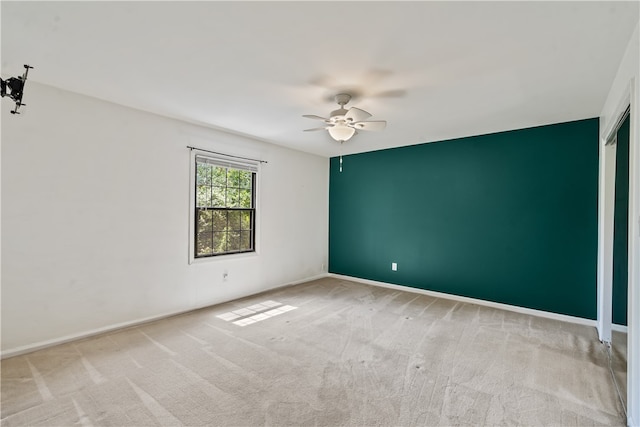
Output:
[302, 114, 328, 121]
[345, 107, 372, 122]
[352, 120, 387, 131]
[303, 127, 329, 132]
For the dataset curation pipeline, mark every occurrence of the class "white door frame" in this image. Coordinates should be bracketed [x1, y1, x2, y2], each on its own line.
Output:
[597, 77, 638, 427]
[598, 97, 629, 343]
[597, 122, 619, 344]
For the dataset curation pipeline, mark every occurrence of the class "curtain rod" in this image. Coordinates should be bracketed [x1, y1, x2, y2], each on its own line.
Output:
[187, 146, 268, 164]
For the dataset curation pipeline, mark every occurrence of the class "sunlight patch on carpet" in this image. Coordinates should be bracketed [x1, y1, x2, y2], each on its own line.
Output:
[215, 301, 298, 327]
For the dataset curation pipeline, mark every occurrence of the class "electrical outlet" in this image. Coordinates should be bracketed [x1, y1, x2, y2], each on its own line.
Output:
[392, 262, 397, 271]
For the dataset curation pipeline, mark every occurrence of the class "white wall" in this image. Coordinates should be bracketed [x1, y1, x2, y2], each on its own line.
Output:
[1, 82, 329, 356]
[599, 21, 639, 427]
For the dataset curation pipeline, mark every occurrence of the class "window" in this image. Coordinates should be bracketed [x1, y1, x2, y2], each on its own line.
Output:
[193, 154, 257, 258]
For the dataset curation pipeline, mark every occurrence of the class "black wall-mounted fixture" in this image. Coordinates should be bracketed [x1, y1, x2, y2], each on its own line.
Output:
[1, 64, 33, 114]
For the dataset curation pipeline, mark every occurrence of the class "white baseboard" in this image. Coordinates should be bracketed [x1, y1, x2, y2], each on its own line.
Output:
[1, 312, 186, 360]
[329, 273, 597, 328]
[0, 273, 330, 360]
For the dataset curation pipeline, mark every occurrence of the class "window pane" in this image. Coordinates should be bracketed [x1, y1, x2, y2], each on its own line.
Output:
[197, 231, 213, 256]
[212, 167, 227, 186]
[228, 169, 241, 188]
[212, 187, 225, 206]
[240, 231, 251, 250]
[228, 231, 240, 252]
[228, 210, 241, 231]
[196, 185, 211, 207]
[241, 211, 251, 230]
[196, 164, 212, 185]
[227, 188, 240, 207]
[239, 171, 252, 189]
[213, 231, 227, 253]
[197, 210, 213, 232]
[239, 189, 252, 208]
[212, 210, 227, 231]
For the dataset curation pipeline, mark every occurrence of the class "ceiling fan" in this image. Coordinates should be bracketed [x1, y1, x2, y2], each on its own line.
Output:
[303, 93, 387, 142]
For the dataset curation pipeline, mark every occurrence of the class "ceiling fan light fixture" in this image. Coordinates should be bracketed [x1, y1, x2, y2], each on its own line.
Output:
[328, 124, 356, 142]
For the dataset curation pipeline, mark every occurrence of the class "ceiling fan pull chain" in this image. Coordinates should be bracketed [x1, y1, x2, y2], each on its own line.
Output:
[339, 142, 343, 172]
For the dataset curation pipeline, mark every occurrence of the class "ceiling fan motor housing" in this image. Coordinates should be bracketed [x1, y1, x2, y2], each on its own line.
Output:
[330, 94, 352, 120]
[330, 108, 349, 119]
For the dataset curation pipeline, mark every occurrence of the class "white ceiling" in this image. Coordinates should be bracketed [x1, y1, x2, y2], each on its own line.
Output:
[2, 1, 638, 157]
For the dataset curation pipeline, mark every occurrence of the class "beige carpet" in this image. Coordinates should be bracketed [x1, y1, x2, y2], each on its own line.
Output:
[1, 277, 626, 426]
[610, 330, 627, 415]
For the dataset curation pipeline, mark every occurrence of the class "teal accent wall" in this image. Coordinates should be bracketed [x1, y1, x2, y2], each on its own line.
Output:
[329, 118, 599, 319]
[613, 114, 630, 326]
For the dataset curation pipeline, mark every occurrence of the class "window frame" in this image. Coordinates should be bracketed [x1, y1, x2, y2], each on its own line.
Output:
[188, 149, 260, 263]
